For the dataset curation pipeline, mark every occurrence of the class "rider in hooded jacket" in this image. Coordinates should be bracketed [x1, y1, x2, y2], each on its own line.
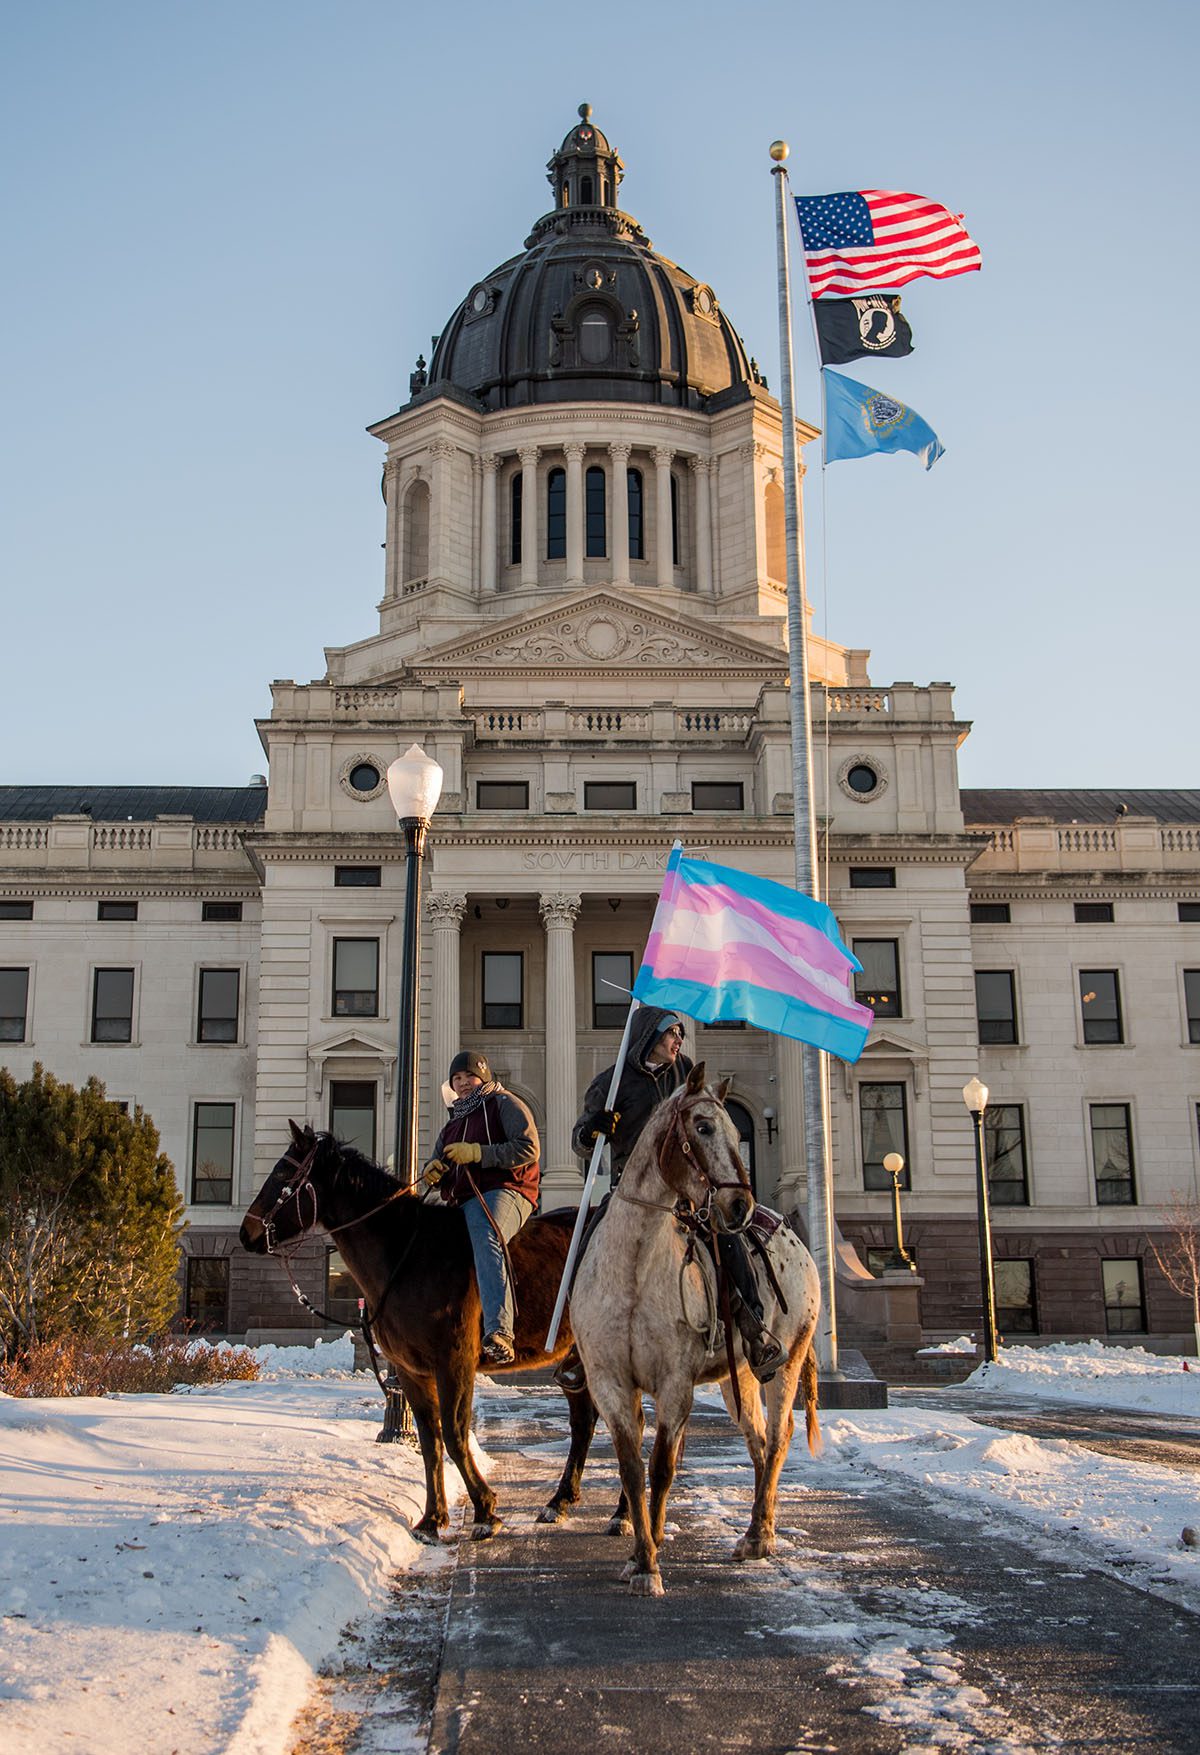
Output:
[570, 1004, 783, 1382]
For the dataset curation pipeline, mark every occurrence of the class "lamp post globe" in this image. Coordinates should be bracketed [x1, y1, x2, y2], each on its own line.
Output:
[882, 1152, 915, 1272]
[386, 744, 444, 1189]
[962, 1077, 999, 1362]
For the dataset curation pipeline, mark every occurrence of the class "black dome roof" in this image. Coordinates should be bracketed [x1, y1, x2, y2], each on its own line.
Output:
[419, 107, 761, 414]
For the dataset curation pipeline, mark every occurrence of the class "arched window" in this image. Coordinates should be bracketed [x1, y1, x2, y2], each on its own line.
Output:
[578, 306, 612, 365]
[403, 478, 429, 583]
[585, 465, 606, 558]
[724, 1101, 757, 1197]
[547, 467, 566, 559]
[628, 469, 644, 560]
[765, 479, 785, 581]
[580, 175, 594, 204]
[670, 473, 681, 567]
[510, 472, 522, 565]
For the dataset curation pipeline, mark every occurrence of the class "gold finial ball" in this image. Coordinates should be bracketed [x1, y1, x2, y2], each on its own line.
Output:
[769, 140, 789, 162]
[579, 102, 593, 121]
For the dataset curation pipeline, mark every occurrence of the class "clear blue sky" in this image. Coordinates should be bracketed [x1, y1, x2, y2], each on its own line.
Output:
[3, 1, 1196, 790]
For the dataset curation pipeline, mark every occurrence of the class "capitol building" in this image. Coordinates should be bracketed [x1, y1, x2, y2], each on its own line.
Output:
[3, 110, 1198, 1358]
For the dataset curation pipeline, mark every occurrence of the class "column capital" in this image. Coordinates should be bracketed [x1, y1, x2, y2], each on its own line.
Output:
[608, 441, 632, 465]
[429, 438, 456, 462]
[426, 891, 468, 928]
[687, 454, 711, 477]
[564, 441, 586, 463]
[538, 892, 582, 929]
[653, 446, 674, 468]
[479, 452, 500, 475]
[518, 444, 540, 467]
[384, 455, 404, 483]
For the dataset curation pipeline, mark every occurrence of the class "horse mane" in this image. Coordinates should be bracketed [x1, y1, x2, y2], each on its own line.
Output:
[316, 1135, 407, 1202]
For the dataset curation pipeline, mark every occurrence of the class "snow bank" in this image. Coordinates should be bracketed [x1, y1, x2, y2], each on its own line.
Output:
[965, 1341, 1200, 1417]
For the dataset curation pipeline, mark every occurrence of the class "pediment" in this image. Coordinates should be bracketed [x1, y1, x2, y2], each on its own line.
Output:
[411, 591, 788, 678]
[843, 1027, 929, 1096]
[309, 1031, 397, 1097]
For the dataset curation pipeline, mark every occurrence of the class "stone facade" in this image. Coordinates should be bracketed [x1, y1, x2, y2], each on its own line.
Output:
[2, 111, 1198, 1351]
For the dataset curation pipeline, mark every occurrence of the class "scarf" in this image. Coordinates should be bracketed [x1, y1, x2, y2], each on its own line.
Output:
[448, 1078, 502, 1123]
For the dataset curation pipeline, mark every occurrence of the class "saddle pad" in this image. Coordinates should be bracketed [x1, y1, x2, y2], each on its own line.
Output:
[748, 1204, 785, 1241]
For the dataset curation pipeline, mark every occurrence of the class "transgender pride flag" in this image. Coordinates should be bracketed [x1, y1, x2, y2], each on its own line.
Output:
[633, 847, 873, 1063]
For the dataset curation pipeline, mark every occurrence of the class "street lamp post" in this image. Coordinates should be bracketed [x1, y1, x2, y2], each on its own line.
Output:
[962, 1076, 999, 1363]
[377, 743, 443, 1444]
[881, 1152, 916, 1272]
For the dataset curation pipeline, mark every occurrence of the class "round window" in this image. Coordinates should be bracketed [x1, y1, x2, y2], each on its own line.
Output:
[349, 762, 381, 793]
[846, 764, 879, 795]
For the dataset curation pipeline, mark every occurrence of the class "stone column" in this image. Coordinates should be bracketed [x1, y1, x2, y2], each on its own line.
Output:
[744, 440, 769, 585]
[519, 445, 539, 587]
[383, 457, 403, 599]
[539, 891, 582, 1203]
[479, 453, 499, 592]
[565, 441, 585, 586]
[429, 438, 455, 584]
[426, 891, 467, 1138]
[689, 455, 713, 595]
[609, 441, 631, 586]
[654, 446, 674, 587]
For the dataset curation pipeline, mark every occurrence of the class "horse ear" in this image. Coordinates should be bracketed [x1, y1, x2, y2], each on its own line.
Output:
[288, 1118, 308, 1149]
[715, 1076, 732, 1103]
[686, 1061, 706, 1093]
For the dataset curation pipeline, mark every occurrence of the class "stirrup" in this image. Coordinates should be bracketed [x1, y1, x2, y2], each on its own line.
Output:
[745, 1325, 785, 1384]
[553, 1353, 587, 1394]
[481, 1332, 515, 1367]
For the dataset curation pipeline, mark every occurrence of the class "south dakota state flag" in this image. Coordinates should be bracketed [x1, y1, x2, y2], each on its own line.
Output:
[632, 848, 873, 1063]
[823, 369, 945, 470]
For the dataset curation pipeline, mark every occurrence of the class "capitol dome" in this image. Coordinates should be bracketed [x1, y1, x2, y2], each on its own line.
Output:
[420, 105, 760, 413]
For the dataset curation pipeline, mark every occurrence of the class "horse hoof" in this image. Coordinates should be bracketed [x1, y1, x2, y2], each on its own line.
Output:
[733, 1533, 774, 1562]
[606, 1516, 634, 1538]
[628, 1570, 665, 1597]
[536, 1504, 564, 1525]
[471, 1518, 502, 1540]
[411, 1524, 443, 1545]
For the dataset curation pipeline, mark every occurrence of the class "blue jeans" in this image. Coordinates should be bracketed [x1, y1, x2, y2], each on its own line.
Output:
[463, 1186, 532, 1340]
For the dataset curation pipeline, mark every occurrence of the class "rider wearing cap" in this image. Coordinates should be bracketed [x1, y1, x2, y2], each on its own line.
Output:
[571, 1006, 782, 1382]
[424, 1050, 539, 1367]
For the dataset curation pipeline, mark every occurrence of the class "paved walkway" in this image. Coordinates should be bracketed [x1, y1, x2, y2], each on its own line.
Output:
[295, 1384, 1200, 1754]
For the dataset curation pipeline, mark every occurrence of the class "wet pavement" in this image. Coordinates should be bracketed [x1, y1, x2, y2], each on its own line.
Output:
[293, 1383, 1200, 1753]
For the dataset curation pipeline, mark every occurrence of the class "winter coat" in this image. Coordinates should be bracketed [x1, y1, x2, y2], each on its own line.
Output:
[571, 1005, 694, 1183]
[432, 1085, 540, 1208]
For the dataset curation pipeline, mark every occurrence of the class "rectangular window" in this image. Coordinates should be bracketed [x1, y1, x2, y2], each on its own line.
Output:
[1080, 969, 1123, 1044]
[690, 781, 744, 811]
[985, 1103, 1029, 1205]
[202, 901, 243, 922]
[1179, 902, 1200, 923]
[976, 970, 1018, 1044]
[0, 968, 29, 1042]
[994, 1259, 1038, 1334]
[546, 467, 566, 559]
[1075, 901, 1114, 923]
[0, 900, 33, 920]
[482, 951, 523, 1028]
[849, 867, 895, 889]
[853, 939, 901, 1017]
[593, 951, 634, 1028]
[98, 899, 137, 921]
[970, 901, 1011, 924]
[859, 1083, 909, 1190]
[584, 782, 637, 811]
[334, 865, 381, 888]
[197, 968, 240, 1042]
[1102, 1258, 1145, 1333]
[185, 1257, 230, 1330]
[1184, 970, 1200, 1043]
[91, 968, 134, 1043]
[1091, 1103, 1136, 1205]
[333, 938, 379, 1017]
[476, 780, 530, 810]
[330, 1079, 376, 1158]
[585, 464, 606, 557]
[191, 1101, 236, 1204]
[670, 472, 680, 566]
[326, 1249, 361, 1324]
[510, 472, 522, 565]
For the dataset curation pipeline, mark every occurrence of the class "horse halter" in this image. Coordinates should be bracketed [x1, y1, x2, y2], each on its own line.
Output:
[656, 1097, 753, 1234]
[259, 1137, 321, 1255]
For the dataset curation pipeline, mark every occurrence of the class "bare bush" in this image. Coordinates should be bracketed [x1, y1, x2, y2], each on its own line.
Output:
[1148, 1191, 1200, 1357]
[0, 1333, 260, 1397]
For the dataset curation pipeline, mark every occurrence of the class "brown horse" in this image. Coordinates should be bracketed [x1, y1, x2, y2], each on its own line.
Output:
[239, 1121, 597, 1539]
[571, 1064, 822, 1595]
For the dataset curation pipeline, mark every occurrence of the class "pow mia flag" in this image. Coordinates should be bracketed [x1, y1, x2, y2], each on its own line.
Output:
[814, 296, 914, 366]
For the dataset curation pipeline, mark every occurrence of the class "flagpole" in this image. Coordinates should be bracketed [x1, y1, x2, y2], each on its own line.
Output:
[770, 141, 840, 1378]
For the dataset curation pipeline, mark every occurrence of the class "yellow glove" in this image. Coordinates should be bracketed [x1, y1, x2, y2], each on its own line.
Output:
[444, 1141, 482, 1165]
[422, 1159, 448, 1186]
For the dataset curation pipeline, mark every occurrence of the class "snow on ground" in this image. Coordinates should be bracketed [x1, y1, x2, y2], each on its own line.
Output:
[1, 1338, 1197, 1754]
[0, 1335, 473, 1755]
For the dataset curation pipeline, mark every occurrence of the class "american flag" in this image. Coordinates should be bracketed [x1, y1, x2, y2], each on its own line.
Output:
[795, 190, 981, 299]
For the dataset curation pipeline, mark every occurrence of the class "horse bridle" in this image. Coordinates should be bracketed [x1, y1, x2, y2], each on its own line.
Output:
[259, 1135, 408, 1255]
[618, 1095, 754, 1234]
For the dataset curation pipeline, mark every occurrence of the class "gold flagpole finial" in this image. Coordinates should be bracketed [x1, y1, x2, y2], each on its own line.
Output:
[769, 140, 789, 162]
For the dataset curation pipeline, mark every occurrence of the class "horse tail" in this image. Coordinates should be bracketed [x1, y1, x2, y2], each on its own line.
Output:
[801, 1345, 822, 1455]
